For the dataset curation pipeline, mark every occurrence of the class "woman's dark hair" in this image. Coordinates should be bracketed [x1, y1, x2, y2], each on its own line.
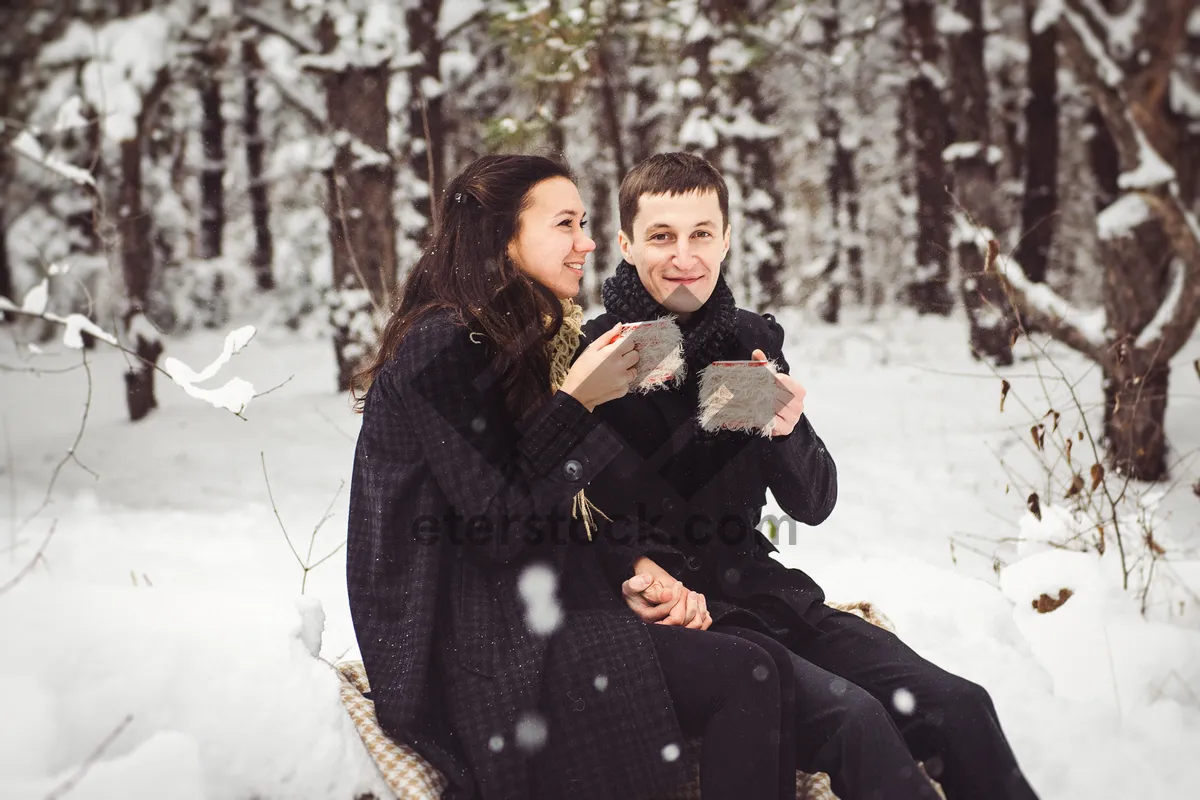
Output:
[353, 154, 575, 419]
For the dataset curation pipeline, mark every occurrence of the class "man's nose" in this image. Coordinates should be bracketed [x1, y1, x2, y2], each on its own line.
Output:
[673, 240, 691, 264]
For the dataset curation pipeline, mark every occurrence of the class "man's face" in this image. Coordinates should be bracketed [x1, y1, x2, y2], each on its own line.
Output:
[618, 190, 730, 319]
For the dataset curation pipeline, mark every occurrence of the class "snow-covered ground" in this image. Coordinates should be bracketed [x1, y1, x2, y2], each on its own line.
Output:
[1, 307, 1198, 799]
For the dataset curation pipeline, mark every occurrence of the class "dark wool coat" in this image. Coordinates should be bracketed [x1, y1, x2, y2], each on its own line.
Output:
[347, 309, 692, 800]
[580, 309, 841, 640]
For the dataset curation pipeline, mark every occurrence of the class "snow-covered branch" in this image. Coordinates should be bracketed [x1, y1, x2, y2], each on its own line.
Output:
[0, 284, 258, 417]
[238, 7, 320, 55]
[983, 241, 1109, 362]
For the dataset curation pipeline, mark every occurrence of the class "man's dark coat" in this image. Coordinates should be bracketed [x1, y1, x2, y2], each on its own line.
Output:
[580, 309, 840, 638]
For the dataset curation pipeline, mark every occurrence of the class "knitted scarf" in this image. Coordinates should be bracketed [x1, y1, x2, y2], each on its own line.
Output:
[546, 297, 608, 541]
[600, 261, 737, 384]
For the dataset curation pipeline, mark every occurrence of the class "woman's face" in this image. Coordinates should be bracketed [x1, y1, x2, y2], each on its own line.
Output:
[507, 176, 596, 299]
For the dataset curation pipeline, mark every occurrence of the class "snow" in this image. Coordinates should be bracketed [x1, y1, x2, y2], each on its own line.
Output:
[1169, 72, 1200, 120]
[942, 141, 1002, 165]
[2, 308, 1198, 799]
[991, 249, 1108, 350]
[39, 14, 173, 142]
[1134, 259, 1186, 349]
[935, 6, 973, 36]
[1062, 6, 1123, 87]
[10, 130, 96, 187]
[20, 278, 49, 315]
[163, 326, 259, 416]
[1096, 193, 1151, 240]
[1118, 128, 1177, 189]
[1032, 0, 1063, 34]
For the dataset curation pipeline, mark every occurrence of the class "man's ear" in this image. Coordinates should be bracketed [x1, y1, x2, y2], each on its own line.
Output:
[618, 229, 633, 263]
[721, 224, 732, 259]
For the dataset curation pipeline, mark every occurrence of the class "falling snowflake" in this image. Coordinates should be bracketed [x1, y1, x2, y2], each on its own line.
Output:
[752, 664, 770, 682]
[661, 743, 681, 762]
[515, 711, 548, 753]
[488, 735, 505, 753]
[892, 687, 916, 715]
[518, 563, 562, 636]
[593, 674, 609, 692]
[829, 678, 848, 697]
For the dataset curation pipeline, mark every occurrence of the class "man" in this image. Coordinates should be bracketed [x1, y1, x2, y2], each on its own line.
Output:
[582, 152, 1039, 800]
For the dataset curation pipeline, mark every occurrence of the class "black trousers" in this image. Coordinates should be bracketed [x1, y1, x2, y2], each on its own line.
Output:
[645, 623, 787, 800]
[715, 610, 1040, 800]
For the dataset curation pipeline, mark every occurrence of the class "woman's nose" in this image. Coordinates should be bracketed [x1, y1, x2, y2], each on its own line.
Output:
[576, 232, 596, 253]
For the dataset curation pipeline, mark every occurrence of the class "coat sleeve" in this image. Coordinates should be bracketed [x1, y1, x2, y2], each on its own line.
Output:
[385, 312, 625, 565]
[752, 312, 839, 526]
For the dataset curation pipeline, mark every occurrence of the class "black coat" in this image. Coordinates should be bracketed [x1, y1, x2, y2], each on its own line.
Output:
[347, 309, 690, 800]
[580, 309, 840, 639]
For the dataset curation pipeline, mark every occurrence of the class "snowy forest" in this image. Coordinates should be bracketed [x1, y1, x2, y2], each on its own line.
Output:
[2, 0, 1200, 798]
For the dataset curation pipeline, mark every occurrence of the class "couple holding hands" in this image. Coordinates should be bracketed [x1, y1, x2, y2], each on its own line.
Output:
[347, 152, 1038, 800]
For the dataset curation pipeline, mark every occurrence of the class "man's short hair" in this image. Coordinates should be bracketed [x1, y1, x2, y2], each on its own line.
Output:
[619, 152, 730, 237]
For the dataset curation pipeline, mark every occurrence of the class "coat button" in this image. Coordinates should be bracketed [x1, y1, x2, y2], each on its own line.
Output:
[686, 556, 702, 571]
[563, 459, 583, 482]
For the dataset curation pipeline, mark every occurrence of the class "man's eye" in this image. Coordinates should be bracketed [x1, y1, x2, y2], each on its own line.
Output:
[651, 234, 670, 242]
[694, 231, 712, 238]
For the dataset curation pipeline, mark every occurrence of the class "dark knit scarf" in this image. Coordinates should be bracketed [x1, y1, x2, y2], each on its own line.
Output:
[600, 261, 737, 385]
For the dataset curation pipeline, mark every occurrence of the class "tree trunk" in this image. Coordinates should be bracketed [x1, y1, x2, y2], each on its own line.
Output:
[318, 17, 398, 392]
[946, 0, 1014, 365]
[242, 38, 274, 289]
[197, 51, 225, 260]
[816, 4, 843, 324]
[406, 0, 445, 249]
[1100, 220, 1174, 478]
[0, 148, 10, 306]
[1014, 0, 1059, 285]
[732, 69, 787, 311]
[902, 0, 953, 315]
[119, 134, 163, 421]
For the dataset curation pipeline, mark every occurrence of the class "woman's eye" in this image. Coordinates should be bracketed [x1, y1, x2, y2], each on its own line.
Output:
[579, 219, 588, 228]
[559, 219, 573, 227]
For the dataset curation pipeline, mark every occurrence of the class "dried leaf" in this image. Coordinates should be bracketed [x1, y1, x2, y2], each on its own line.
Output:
[1090, 463, 1105, 492]
[1078, 431, 1084, 441]
[1065, 474, 1085, 498]
[1000, 379, 1011, 412]
[1027, 492, 1041, 521]
[1065, 438, 1073, 468]
[1144, 531, 1166, 557]
[1030, 424, 1045, 451]
[1032, 588, 1073, 614]
[1048, 410, 1060, 432]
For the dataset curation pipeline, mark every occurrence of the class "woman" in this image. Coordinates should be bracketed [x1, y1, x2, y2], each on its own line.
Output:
[347, 154, 790, 800]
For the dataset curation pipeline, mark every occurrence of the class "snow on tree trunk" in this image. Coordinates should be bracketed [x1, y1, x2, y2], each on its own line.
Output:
[815, 4, 844, 324]
[902, 0, 953, 315]
[405, 0, 445, 251]
[242, 38, 274, 290]
[1014, 0, 1060, 286]
[945, 0, 1015, 365]
[196, 49, 226, 261]
[314, 41, 397, 391]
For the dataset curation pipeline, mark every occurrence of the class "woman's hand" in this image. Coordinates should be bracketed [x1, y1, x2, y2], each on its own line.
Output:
[621, 561, 712, 630]
[560, 323, 640, 411]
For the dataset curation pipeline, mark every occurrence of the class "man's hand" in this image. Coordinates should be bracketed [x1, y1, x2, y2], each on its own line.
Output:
[753, 348, 806, 437]
[621, 572, 712, 630]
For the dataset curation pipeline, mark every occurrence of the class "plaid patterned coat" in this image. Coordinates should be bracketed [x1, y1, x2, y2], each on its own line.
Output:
[579, 310, 840, 638]
[347, 309, 691, 800]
